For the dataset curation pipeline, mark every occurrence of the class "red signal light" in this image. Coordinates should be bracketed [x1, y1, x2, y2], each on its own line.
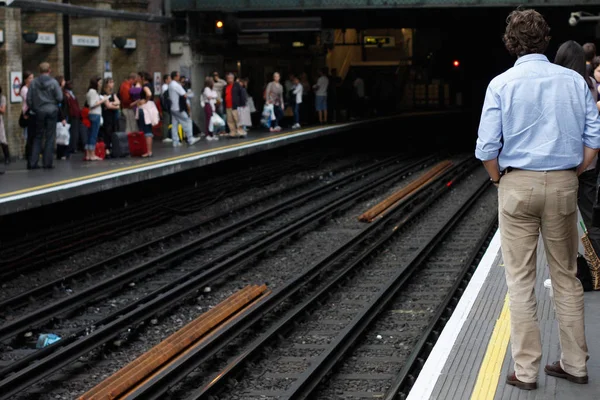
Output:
[453, 60, 460, 68]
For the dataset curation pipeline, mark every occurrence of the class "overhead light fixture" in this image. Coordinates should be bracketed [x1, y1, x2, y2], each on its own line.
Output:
[569, 11, 600, 26]
[22, 32, 38, 43]
[113, 37, 127, 48]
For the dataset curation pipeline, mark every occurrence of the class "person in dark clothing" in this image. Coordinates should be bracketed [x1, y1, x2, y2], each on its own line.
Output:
[26, 62, 63, 169]
[100, 78, 121, 156]
[54, 76, 69, 160]
[328, 68, 341, 123]
[62, 80, 83, 154]
[583, 43, 596, 78]
[556, 41, 600, 260]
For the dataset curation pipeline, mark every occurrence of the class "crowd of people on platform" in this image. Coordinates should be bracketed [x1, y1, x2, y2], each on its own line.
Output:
[0, 61, 368, 173]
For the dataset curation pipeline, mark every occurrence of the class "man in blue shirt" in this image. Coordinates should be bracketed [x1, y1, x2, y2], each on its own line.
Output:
[476, 9, 600, 390]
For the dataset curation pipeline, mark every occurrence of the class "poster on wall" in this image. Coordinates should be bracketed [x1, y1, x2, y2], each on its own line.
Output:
[103, 72, 113, 80]
[10, 72, 22, 103]
[154, 72, 162, 94]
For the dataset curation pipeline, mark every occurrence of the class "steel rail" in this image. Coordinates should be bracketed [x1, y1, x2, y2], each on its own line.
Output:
[0, 156, 376, 314]
[283, 176, 491, 399]
[0, 154, 409, 344]
[383, 217, 498, 400]
[0, 149, 325, 261]
[0, 157, 429, 399]
[0, 156, 413, 385]
[122, 158, 476, 400]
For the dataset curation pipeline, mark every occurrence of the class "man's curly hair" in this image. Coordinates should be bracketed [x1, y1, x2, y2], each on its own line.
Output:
[503, 9, 551, 57]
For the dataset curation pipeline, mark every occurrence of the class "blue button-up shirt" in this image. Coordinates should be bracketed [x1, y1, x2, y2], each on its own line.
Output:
[476, 53, 600, 171]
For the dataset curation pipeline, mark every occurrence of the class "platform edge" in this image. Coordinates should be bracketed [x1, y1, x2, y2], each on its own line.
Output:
[405, 228, 501, 400]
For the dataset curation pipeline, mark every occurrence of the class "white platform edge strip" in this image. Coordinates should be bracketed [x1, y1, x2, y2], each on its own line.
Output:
[0, 112, 456, 205]
[0, 123, 351, 205]
[406, 228, 501, 400]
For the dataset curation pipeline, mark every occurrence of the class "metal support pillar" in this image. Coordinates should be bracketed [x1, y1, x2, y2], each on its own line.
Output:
[62, 0, 71, 81]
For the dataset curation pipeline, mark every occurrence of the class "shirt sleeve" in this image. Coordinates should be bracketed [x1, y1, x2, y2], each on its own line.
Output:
[475, 84, 503, 161]
[582, 85, 600, 149]
[87, 90, 100, 109]
[174, 83, 186, 96]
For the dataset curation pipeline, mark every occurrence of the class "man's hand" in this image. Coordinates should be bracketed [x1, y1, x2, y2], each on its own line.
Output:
[482, 158, 502, 186]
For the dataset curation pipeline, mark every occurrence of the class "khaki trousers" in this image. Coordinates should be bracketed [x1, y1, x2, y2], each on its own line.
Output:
[226, 108, 243, 137]
[499, 169, 588, 383]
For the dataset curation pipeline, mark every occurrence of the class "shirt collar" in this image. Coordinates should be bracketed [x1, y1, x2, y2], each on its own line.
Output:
[515, 53, 549, 66]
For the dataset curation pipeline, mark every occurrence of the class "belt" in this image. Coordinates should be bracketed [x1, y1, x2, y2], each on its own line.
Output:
[504, 167, 577, 174]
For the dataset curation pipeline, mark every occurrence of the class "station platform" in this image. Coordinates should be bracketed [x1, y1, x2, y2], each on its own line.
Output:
[0, 111, 454, 217]
[407, 231, 600, 400]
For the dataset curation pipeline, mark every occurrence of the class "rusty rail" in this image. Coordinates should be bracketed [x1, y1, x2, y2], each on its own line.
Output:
[358, 160, 453, 223]
[78, 284, 269, 400]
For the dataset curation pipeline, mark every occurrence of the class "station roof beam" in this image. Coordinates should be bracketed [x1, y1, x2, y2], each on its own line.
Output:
[170, 0, 599, 12]
[6, 0, 172, 23]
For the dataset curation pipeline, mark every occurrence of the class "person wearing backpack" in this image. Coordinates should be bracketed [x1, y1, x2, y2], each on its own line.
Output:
[168, 71, 200, 147]
[160, 74, 172, 143]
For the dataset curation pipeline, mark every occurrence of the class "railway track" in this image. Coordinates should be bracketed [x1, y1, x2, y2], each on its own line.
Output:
[0, 154, 434, 400]
[0, 154, 377, 316]
[0, 150, 342, 280]
[86, 157, 487, 400]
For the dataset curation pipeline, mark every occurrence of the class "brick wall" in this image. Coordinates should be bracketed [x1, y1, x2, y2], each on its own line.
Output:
[70, 1, 111, 103]
[21, 7, 63, 77]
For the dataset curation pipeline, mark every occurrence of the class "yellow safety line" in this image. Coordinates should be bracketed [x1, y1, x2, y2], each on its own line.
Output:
[0, 111, 454, 199]
[0, 126, 321, 199]
[470, 294, 511, 400]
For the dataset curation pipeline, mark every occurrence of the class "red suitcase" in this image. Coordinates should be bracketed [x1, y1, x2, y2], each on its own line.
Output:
[95, 141, 106, 160]
[127, 132, 147, 157]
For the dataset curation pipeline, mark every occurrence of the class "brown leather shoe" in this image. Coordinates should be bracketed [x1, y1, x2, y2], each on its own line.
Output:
[506, 372, 537, 390]
[544, 361, 588, 384]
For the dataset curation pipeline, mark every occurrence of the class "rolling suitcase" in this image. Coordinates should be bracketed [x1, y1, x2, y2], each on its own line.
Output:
[127, 131, 147, 157]
[111, 131, 130, 158]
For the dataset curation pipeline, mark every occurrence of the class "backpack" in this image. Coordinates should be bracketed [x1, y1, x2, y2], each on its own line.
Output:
[240, 87, 248, 106]
[161, 91, 172, 112]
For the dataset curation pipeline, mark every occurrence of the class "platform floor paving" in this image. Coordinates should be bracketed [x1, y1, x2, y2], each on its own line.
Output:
[410, 232, 600, 400]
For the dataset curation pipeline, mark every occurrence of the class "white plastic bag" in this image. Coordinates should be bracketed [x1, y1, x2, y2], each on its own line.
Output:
[209, 113, 225, 132]
[56, 122, 71, 146]
[247, 97, 257, 113]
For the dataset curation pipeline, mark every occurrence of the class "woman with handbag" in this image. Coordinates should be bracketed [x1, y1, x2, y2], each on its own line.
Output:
[85, 77, 108, 161]
[136, 82, 158, 157]
[264, 72, 285, 132]
[202, 76, 220, 141]
[238, 78, 252, 131]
